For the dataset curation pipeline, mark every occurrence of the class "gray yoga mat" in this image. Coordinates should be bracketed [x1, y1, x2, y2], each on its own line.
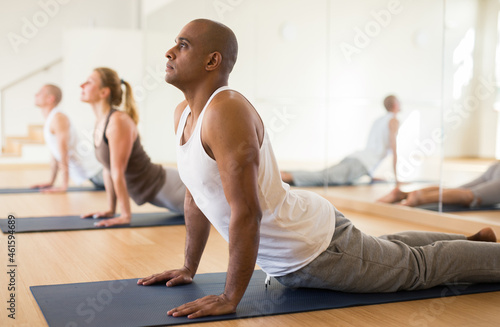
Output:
[0, 186, 104, 194]
[30, 270, 500, 327]
[0, 212, 184, 233]
[417, 203, 500, 212]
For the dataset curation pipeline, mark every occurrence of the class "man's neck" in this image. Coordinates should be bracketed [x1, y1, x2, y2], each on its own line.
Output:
[41, 105, 56, 120]
[182, 80, 228, 119]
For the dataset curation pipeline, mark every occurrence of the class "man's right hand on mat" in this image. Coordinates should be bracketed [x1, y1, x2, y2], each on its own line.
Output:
[137, 267, 194, 287]
[30, 183, 52, 189]
[80, 210, 115, 219]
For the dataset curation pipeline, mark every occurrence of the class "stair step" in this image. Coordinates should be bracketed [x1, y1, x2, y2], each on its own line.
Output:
[3, 136, 45, 155]
[0, 143, 50, 163]
[2, 124, 46, 156]
[28, 124, 45, 142]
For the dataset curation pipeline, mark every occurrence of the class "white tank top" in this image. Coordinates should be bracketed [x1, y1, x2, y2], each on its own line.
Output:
[176, 87, 336, 277]
[349, 112, 395, 174]
[44, 108, 102, 184]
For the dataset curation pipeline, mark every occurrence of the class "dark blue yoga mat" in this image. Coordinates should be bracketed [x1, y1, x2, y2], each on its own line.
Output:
[0, 186, 104, 194]
[0, 212, 184, 233]
[30, 270, 500, 327]
[417, 203, 500, 212]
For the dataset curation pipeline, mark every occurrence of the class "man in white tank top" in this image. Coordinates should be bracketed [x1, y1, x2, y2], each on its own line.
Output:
[138, 19, 500, 319]
[31, 84, 103, 192]
[281, 95, 400, 187]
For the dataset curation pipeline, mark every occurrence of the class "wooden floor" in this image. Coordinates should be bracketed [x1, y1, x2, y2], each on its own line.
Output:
[1, 165, 500, 327]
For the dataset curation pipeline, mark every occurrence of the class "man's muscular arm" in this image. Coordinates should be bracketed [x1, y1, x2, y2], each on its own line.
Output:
[138, 188, 211, 287]
[166, 92, 263, 319]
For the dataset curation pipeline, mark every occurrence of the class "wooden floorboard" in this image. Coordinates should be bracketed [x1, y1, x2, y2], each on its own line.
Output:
[0, 166, 499, 327]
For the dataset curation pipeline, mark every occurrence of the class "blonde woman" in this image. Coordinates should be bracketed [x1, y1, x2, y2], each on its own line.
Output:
[80, 67, 185, 227]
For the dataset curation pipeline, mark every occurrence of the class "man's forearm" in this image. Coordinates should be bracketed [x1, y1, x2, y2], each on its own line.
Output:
[49, 157, 58, 185]
[393, 154, 398, 184]
[224, 211, 261, 306]
[59, 159, 69, 188]
[183, 196, 211, 275]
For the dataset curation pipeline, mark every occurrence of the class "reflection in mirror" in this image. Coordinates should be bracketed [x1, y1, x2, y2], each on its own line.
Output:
[143, 0, 450, 210]
[143, 0, 329, 178]
[324, 0, 445, 207]
[439, 0, 500, 215]
[140, 0, 500, 219]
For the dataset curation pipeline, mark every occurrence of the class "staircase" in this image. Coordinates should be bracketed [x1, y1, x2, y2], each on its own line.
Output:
[3, 125, 44, 155]
[0, 125, 49, 164]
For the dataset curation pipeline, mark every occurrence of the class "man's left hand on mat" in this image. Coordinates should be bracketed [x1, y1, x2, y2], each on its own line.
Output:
[167, 294, 236, 319]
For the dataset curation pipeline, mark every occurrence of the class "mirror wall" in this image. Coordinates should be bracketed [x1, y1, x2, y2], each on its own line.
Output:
[142, 0, 499, 211]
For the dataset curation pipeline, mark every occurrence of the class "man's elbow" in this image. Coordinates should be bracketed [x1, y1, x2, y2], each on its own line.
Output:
[247, 205, 263, 227]
[234, 204, 262, 226]
[253, 207, 263, 224]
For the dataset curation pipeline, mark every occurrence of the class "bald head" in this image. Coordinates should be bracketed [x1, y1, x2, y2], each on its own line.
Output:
[35, 84, 62, 109]
[189, 19, 238, 75]
[383, 95, 399, 112]
[44, 84, 62, 106]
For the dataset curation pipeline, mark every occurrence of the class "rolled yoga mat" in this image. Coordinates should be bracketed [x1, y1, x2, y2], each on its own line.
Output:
[30, 270, 500, 327]
[0, 186, 104, 194]
[0, 212, 184, 233]
[417, 203, 500, 212]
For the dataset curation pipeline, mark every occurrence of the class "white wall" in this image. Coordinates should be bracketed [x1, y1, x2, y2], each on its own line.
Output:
[442, 0, 499, 159]
[2, 0, 499, 172]
[3, 64, 62, 136]
[0, 0, 138, 89]
[474, 0, 499, 158]
[142, 0, 447, 181]
[327, 0, 444, 181]
[61, 28, 143, 143]
[0, 0, 138, 160]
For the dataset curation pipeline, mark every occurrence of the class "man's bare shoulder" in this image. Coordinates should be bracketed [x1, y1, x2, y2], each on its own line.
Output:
[203, 90, 263, 149]
[51, 111, 70, 133]
[174, 100, 189, 115]
[205, 90, 255, 122]
[174, 100, 189, 132]
[52, 111, 69, 123]
[389, 116, 399, 130]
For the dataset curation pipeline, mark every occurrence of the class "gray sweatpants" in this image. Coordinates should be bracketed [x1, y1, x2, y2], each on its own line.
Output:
[460, 162, 500, 206]
[276, 209, 500, 292]
[290, 157, 369, 187]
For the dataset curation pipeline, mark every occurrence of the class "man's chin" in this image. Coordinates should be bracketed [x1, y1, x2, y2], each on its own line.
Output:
[165, 75, 180, 88]
[165, 74, 173, 85]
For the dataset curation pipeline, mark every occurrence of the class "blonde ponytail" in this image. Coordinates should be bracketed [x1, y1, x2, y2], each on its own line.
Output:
[94, 67, 139, 124]
[121, 80, 139, 125]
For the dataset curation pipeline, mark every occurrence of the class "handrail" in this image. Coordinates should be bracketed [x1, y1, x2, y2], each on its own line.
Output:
[0, 58, 63, 152]
[0, 58, 63, 92]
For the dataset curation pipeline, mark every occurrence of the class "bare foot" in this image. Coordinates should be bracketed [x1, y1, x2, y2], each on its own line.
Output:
[467, 227, 497, 243]
[402, 190, 421, 207]
[377, 188, 407, 203]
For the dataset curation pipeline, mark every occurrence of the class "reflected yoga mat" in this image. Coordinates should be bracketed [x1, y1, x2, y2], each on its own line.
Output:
[417, 203, 500, 212]
[31, 270, 500, 327]
[0, 186, 104, 194]
[0, 212, 184, 233]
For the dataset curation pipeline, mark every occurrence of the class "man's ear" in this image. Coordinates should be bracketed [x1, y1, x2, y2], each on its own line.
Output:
[47, 94, 56, 105]
[206, 52, 222, 71]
